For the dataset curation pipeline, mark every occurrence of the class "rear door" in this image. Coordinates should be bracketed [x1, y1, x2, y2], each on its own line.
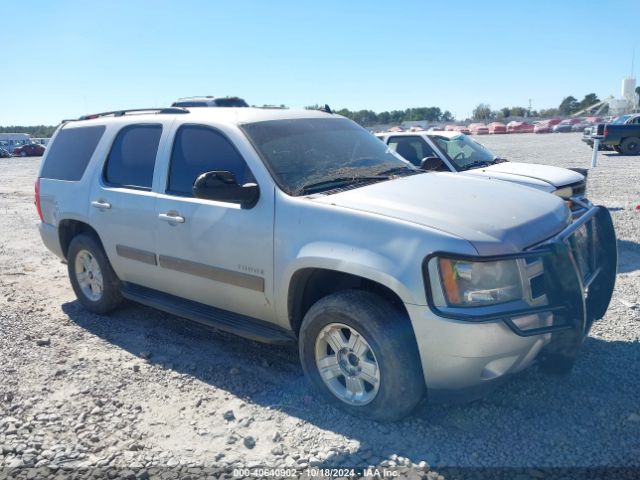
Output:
[89, 122, 170, 289]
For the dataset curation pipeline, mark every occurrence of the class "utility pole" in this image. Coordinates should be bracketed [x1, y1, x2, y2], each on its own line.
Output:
[528, 98, 532, 117]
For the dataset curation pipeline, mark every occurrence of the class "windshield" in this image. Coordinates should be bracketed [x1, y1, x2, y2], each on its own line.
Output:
[430, 134, 496, 170]
[241, 117, 414, 195]
[611, 115, 632, 124]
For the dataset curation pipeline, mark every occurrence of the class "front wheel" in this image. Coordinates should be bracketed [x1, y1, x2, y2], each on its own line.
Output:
[67, 234, 122, 314]
[299, 290, 424, 420]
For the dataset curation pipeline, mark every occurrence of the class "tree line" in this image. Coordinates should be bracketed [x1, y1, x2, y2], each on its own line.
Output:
[0, 125, 57, 137]
[471, 93, 609, 121]
[305, 105, 454, 126]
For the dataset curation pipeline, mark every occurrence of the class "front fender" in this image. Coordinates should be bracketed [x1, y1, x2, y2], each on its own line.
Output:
[284, 241, 418, 305]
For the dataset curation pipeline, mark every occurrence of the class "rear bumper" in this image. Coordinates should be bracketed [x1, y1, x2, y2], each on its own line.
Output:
[38, 222, 64, 260]
[407, 206, 617, 397]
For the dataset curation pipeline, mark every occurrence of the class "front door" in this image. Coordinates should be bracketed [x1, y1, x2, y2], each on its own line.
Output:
[153, 124, 275, 322]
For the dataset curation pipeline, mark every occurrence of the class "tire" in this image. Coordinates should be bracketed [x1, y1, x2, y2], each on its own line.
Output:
[20, 151, 27, 157]
[299, 290, 424, 420]
[613, 146, 622, 153]
[620, 137, 640, 155]
[67, 233, 122, 314]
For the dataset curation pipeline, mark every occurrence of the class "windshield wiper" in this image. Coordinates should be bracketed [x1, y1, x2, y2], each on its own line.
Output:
[491, 156, 508, 164]
[297, 176, 388, 195]
[375, 166, 420, 176]
[459, 161, 492, 171]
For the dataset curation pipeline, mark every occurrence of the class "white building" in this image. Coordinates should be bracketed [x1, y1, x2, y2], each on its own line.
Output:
[608, 76, 639, 116]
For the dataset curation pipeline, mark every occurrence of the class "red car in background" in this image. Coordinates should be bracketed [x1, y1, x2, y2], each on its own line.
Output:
[487, 122, 507, 134]
[453, 125, 471, 134]
[507, 121, 535, 133]
[534, 118, 561, 133]
[12, 143, 46, 157]
[468, 123, 489, 135]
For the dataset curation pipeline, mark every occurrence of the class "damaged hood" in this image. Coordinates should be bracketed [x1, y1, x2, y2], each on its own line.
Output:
[311, 172, 571, 255]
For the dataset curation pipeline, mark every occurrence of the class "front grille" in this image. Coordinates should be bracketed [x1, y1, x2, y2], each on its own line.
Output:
[530, 275, 545, 299]
[522, 257, 547, 305]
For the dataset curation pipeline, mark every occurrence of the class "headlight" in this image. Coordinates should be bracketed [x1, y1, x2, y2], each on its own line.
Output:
[554, 186, 573, 199]
[431, 257, 524, 307]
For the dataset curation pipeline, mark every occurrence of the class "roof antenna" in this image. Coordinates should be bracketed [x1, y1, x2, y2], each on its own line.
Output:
[323, 104, 333, 114]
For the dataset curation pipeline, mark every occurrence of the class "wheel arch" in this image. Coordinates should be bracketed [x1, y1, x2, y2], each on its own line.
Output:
[287, 267, 413, 338]
[58, 219, 104, 260]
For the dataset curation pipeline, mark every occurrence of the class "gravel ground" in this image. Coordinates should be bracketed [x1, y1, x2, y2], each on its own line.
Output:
[0, 132, 639, 479]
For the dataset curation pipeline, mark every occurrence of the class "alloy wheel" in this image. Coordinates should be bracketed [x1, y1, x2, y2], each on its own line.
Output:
[314, 323, 381, 405]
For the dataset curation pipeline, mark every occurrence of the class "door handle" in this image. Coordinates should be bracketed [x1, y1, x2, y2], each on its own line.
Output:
[158, 212, 185, 224]
[91, 200, 111, 210]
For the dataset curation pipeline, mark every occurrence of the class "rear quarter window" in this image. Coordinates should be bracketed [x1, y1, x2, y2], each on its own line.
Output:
[40, 126, 106, 181]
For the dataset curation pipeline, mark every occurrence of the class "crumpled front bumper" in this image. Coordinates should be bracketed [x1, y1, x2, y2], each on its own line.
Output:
[410, 206, 617, 397]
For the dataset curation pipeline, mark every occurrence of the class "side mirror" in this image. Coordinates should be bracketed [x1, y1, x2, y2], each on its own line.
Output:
[420, 156, 445, 171]
[192, 171, 259, 208]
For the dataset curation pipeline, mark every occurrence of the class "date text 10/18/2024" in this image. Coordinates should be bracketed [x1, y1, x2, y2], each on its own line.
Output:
[233, 467, 400, 477]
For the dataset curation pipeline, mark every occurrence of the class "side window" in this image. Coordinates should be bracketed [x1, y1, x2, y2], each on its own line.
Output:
[167, 125, 252, 197]
[40, 125, 106, 181]
[387, 136, 436, 166]
[104, 124, 162, 190]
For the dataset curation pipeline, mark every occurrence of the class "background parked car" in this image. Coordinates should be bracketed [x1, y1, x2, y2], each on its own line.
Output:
[585, 116, 604, 124]
[571, 119, 595, 132]
[487, 122, 507, 134]
[12, 143, 46, 157]
[553, 118, 583, 133]
[468, 123, 489, 135]
[507, 121, 534, 133]
[453, 125, 471, 134]
[534, 118, 561, 133]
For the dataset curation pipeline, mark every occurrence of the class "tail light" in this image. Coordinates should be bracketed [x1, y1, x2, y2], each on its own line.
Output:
[34, 178, 43, 221]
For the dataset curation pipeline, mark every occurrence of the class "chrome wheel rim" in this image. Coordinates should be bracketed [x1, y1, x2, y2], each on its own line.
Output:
[314, 323, 380, 406]
[74, 250, 103, 302]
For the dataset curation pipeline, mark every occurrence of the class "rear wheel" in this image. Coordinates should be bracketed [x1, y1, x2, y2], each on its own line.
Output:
[299, 290, 424, 420]
[67, 234, 122, 314]
[20, 151, 27, 157]
[620, 137, 640, 155]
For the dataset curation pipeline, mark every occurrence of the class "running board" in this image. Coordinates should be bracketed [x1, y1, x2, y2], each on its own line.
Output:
[121, 283, 295, 345]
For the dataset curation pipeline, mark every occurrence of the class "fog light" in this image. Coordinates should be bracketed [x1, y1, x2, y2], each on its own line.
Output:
[511, 312, 553, 331]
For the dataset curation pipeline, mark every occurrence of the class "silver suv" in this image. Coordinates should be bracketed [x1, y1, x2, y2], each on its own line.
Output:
[36, 107, 617, 420]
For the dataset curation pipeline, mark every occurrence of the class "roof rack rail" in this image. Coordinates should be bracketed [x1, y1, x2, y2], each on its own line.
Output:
[77, 107, 189, 121]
